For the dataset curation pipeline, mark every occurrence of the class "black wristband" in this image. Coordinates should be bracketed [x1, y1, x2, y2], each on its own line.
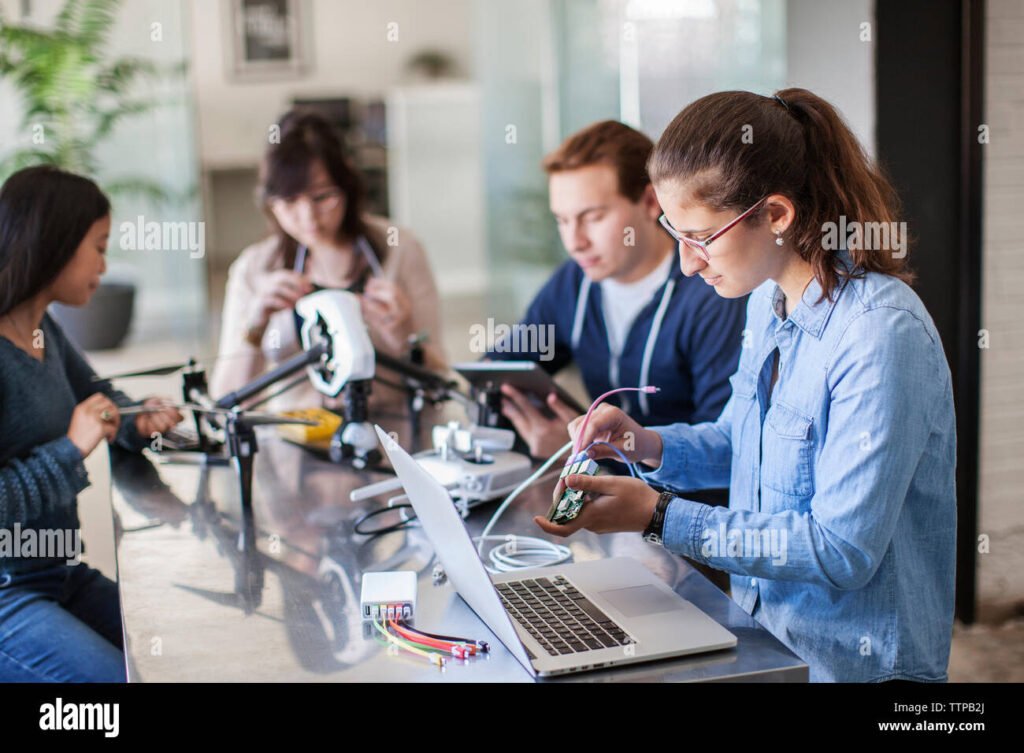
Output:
[643, 491, 674, 545]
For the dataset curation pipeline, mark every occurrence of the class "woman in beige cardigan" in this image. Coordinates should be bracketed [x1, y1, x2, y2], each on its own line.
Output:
[210, 110, 446, 415]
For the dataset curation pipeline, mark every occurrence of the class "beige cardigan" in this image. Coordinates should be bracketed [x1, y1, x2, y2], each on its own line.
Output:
[210, 215, 447, 415]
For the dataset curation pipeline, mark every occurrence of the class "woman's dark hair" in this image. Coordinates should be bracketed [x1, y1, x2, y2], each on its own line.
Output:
[258, 109, 383, 271]
[0, 165, 111, 316]
[649, 88, 912, 301]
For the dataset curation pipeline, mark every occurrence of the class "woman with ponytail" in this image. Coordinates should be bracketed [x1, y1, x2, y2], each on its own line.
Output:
[537, 89, 956, 683]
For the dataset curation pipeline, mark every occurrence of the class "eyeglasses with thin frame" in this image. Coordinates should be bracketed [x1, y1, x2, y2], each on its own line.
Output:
[659, 197, 768, 263]
[269, 187, 344, 216]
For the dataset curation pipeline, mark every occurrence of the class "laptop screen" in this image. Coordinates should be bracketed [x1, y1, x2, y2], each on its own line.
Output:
[373, 425, 537, 675]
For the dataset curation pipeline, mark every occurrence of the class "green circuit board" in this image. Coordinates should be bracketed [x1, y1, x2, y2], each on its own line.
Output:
[547, 457, 600, 524]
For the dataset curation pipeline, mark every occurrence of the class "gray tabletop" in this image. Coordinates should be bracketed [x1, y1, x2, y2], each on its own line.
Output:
[109, 416, 807, 682]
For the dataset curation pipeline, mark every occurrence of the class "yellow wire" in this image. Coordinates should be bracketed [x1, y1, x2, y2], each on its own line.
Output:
[371, 611, 444, 667]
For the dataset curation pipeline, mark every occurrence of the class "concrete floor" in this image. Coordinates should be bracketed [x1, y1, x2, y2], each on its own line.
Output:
[949, 616, 1024, 682]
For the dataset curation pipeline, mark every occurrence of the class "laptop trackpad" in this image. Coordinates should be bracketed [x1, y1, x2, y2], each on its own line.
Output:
[599, 585, 685, 618]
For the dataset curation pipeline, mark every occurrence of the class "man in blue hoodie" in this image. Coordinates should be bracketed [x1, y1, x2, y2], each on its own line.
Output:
[490, 121, 748, 461]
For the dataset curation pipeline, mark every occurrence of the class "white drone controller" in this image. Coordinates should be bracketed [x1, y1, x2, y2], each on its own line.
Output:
[350, 422, 533, 513]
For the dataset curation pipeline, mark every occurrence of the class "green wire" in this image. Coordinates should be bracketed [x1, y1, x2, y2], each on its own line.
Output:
[370, 613, 445, 665]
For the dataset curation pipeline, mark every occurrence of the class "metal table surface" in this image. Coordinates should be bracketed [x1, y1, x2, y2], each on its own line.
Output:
[109, 415, 808, 682]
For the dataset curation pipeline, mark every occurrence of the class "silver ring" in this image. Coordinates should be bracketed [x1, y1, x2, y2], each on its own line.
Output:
[101, 410, 113, 422]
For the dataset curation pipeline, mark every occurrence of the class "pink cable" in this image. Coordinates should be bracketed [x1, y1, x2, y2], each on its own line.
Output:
[571, 386, 660, 459]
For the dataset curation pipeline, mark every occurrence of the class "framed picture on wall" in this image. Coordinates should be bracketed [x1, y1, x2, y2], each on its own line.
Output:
[230, 0, 307, 79]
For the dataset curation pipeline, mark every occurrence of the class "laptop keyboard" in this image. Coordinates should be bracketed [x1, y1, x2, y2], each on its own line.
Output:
[495, 575, 635, 656]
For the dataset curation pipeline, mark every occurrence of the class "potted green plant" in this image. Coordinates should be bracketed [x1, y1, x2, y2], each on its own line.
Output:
[0, 0, 180, 349]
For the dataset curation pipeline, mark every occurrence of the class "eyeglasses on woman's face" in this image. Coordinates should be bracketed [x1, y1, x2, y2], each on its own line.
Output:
[659, 197, 767, 263]
[269, 186, 344, 216]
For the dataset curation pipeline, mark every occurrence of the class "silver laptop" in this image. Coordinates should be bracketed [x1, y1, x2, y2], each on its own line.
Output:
[374, 425, 737, 677]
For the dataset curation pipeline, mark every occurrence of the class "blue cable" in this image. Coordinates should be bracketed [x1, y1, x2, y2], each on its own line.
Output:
[583, 441, 640, 478]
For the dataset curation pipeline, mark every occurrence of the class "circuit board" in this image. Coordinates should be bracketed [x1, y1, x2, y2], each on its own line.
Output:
[547, 456, 599, 524]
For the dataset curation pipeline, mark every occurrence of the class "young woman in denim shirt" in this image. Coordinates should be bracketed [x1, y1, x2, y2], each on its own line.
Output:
[537, 89, 957, 683]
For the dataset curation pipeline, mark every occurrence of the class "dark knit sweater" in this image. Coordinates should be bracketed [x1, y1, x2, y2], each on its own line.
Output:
[0, 313, 147, 574]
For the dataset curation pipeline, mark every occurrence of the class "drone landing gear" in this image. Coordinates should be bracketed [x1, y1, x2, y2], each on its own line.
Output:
[224, 415, 266, 608]
[329, 380, 380, 469]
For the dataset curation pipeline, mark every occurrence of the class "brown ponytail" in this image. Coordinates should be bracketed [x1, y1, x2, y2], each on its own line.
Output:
[649, 88, 913, 301]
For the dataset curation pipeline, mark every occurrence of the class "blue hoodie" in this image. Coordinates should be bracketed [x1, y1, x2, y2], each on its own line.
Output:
[488, 257, 747, 427]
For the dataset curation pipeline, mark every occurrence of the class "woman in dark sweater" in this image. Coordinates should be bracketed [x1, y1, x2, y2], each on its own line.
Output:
[0, 166, 183, 682]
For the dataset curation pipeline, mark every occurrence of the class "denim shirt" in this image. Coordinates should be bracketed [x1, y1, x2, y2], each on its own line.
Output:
[643, 259, 957, 682]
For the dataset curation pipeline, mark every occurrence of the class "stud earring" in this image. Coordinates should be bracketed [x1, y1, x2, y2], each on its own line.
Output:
[774, 230, 784, 246]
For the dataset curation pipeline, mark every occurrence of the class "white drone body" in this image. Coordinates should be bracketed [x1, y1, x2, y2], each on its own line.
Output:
[295, 290, 376, 398]
[295, 290, 379, 463]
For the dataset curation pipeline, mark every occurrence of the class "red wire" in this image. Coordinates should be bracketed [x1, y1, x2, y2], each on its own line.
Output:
[389, 618, 476, 657]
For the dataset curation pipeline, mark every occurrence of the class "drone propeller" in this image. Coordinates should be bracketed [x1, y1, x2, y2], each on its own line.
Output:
[93, 362, 199, 381]
[116, 402, 318, 427]
[92, 350, 260, 383]
[228, 412, 319, 428]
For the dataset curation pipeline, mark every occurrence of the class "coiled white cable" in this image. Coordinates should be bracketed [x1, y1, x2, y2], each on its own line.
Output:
[475, 534, 572, 573]
[474, 440, 574, 573]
